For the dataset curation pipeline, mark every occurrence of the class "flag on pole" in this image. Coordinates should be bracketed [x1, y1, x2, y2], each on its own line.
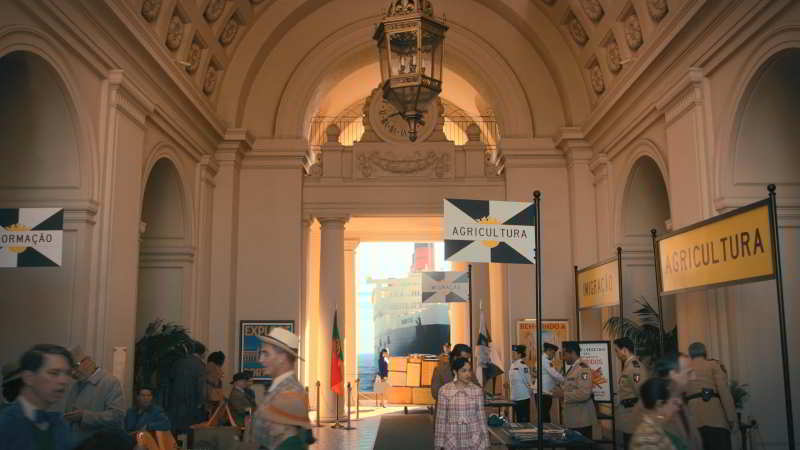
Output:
[331, 310, 344, 395]
[476, 305, 504, 387]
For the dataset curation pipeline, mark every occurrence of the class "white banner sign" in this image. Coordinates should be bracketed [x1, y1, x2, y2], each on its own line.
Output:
[443, 198, 536, 264]
[575, 341, 612, 403]
[421, 271, 469, 303]
[0, 208, 64, 267]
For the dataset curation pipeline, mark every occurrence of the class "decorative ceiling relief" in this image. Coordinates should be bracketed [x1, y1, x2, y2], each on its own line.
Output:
[588, 60, 605, 94]
[647, 0, 669, 22]
[580, 0, 605, 23]
[251, 0, 266, 4]
[186, 38, 203, 74]
[166, 13, 185, 51]
[355, 149, 452, 179]
[204, 0, 226, 23]
[203, 65, 218, 95]
[219, 16, 240, 47]
[541, 0, 557, 5]
[623, 10, 644, 51]
[141, 0, 162, 22]
[566, 11, 589, 47]
[606, 35, 622, 73]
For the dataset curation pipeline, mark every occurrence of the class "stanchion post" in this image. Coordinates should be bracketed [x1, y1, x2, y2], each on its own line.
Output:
[315, 381, 321, 428]
[344, 382, 356, 430]
[768, 184, 795, 449]
[356, 378, 360, 420]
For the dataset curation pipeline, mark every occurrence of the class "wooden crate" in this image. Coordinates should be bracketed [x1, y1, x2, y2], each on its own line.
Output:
[389, 356, 407, 372]
[412, 387, 435, 405]
[406, 362, 421, 387]
[421, 360, 438, 387]
[388, 370, 406, 387]
[387, 386, 412, 404]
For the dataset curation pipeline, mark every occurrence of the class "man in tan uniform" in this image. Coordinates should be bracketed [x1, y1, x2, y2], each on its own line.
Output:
[654, 353, 703, 449]
[614, 337, 646, 449]
[686, 342, 736, 450]
[552, 341, 596, 439]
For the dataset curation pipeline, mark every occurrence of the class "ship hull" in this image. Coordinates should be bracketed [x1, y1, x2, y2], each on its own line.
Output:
[375, 323, 450, 356]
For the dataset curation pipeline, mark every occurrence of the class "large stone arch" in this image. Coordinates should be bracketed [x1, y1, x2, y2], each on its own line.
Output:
[714, 27, 800, 205]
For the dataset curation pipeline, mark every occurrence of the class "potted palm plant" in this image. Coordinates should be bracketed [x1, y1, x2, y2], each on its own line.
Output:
[133, 319, 195, 406]
[603, 297, 678, 366]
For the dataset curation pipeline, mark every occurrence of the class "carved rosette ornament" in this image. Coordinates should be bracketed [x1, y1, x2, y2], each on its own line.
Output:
[589, 62, 605, 95]
[606, 37, 622, 73]
[647, 0, 669, 22]
[580, 0, 605, 23]
[219, 17, 239, 46]
[141, 0, 162, 22]
[204, 0, 225, 23]
[186, 39, 202, 74]
[203, 66, 217, 95]
[357, 150, 450, 178]
[624, 12, 644, 51]
[166, 14, 184, 51]
[567, 12, 589, 47]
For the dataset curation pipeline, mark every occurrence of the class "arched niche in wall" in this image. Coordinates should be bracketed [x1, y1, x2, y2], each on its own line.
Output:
[619, 154, 675, 332]
[0, 51, 83, 362]
[137, 157, 193, 339]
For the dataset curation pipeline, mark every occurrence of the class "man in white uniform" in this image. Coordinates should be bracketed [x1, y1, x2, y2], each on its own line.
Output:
[536, 343, 564, 423]
[509, 345, 533, 423]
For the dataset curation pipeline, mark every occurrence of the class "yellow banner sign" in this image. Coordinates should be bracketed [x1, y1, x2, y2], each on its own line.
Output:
[577, 259, 619, 309]
[658, 202, 774, 294]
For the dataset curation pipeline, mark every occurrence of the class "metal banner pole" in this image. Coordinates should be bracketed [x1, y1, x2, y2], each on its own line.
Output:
[534, 191, 544, 450]
[768, 184, 795, 449]
[609, 343, 617, 450]
[331, 394, 343, 429]
[650, 229, 665, 355]
[574, 265, 581, 341]
[468, 264, 474, 350]
[314, 381, 322, 427]
[617, 246, 624, 321]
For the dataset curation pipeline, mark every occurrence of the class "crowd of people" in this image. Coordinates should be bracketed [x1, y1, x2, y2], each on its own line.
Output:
[0, 327, 314, 450]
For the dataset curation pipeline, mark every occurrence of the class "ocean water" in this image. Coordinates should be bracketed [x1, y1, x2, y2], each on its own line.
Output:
[358, 353, 378, 392]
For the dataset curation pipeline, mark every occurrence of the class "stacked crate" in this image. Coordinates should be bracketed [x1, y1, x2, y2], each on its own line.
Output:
[386, 355, 440, 405]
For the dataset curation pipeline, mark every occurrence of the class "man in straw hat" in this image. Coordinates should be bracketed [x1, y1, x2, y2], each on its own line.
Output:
[245, 327, 314, 450]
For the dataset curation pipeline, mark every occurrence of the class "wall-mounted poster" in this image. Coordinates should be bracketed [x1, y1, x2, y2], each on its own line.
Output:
[239, 320, 294, 382]
[516, 319, 570, 374]
[574, 341, 613, 403]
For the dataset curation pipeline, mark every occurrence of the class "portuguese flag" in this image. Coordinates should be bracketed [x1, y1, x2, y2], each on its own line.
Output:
[331, 310, 344, 395]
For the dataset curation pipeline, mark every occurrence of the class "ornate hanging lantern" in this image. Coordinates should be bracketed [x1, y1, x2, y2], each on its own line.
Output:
[374, 0, 447, 142]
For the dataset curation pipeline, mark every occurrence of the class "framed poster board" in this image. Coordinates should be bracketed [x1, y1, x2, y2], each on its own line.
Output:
[239, 320, 294, 382]
[516, 319, 570, 374]
[573, 341, 613, 403]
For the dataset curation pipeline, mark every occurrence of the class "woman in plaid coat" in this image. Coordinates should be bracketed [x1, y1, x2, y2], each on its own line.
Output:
[434, 358, 490, 449]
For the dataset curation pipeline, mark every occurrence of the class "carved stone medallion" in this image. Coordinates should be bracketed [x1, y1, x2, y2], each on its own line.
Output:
[365, 89, 439, 143]
[567, 12, 589, 47]
[647, 0, 669, 22]
[607, 36, 622, 73]
[580, 0, 604, 23]
[589, 62, 605, 94]
[141, 0, 162, 22]
[166, 14, 184, 51]
[204, 0, 225, 23]
[219, 17, 239, 46]
[356, 150, 451, 178]
[623, 12, 643, 51]
[187, 39, 202, 74]
[203, 66, 217, 95]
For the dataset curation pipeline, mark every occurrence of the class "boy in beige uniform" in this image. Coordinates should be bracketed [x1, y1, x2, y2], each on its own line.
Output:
[614, 338, 646, 449]
[552, 341, 596, 439]
[686, 342, 736, 450]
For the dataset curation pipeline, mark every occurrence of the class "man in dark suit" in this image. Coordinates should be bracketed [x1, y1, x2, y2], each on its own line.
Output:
[166, 341, 206, 434]
[0, 344, 75, 450]
[228, 371, 256, 426]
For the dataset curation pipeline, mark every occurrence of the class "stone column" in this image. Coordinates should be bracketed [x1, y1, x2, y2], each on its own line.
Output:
[590, 155, 613, 259]
[318, 215, 349, 418]
[559, 128, 598, 270]
[207, 129, 250, 378]
[299, 214, 314, 385]
[92, 70, 153, 397]
[344, 239, 360, 399]
[192, 155, 218, 345]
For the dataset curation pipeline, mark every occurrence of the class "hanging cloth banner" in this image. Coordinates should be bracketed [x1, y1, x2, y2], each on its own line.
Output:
[420, 271, 469, 303]
[656, 199, 775, 295]
[0, 208, 64, 267]
[576, 257, 620, 309]
[443, 198, 535, 264]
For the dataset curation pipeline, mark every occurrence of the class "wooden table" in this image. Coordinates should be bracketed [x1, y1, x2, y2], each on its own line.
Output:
[488, 426, 595, 449]
[485, 398, 516, 418]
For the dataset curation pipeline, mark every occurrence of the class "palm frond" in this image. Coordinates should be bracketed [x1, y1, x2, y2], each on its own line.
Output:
[602, 296, 678, 363]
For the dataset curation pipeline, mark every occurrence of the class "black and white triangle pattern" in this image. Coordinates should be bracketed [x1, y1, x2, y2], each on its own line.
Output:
[0, 208, 64, 267]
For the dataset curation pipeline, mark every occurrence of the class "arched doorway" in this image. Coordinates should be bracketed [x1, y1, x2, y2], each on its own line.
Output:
[136, 157, 192, 338]
[0, 51, 84, 362]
